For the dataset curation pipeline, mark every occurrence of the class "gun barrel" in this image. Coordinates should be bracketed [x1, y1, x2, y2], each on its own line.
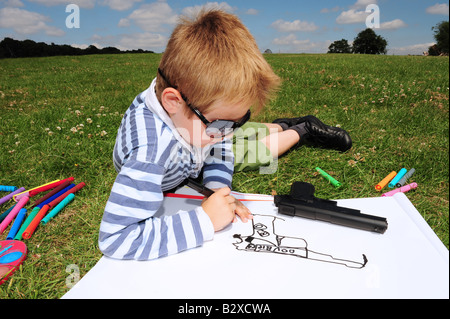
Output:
[274, 195, 388, 234]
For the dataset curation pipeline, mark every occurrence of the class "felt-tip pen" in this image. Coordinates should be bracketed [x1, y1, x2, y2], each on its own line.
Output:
[186, 179, 215, 197]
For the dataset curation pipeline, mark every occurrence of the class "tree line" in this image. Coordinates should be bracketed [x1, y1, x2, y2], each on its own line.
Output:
[328, 21, 449, 56]
[328, 28, 387, 55]
[0, 38, 154, 59]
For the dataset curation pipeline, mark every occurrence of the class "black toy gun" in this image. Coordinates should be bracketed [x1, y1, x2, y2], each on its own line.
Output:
[274, 182, 388, 234]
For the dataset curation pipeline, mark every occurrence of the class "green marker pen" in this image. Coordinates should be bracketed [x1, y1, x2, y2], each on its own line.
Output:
[41, 193, 75, 225]
[14, 206, 40, 240]
[316, 167, 342, 188]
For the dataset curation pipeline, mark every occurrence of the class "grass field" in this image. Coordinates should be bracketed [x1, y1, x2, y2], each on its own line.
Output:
[0, 53, 448, 298]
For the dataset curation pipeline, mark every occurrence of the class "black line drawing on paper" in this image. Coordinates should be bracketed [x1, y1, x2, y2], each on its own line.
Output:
[233, 214, 368, 269]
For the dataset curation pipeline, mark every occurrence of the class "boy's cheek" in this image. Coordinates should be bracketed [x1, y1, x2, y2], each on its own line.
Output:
[189, 119, 211, 146]
[184, 130, 216, 148]
[197, 136, 218, 148]
[174, 118, 223, 147]
[174, 119, 202, 145]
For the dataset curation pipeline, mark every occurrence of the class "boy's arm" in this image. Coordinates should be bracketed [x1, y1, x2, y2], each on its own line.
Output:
[98, 159, 214, 260]
[202, 138, 254, 224]
[202, 138, 235, 189]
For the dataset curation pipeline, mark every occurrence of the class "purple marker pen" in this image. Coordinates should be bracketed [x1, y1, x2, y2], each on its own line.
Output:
[0, 187, 25, 206]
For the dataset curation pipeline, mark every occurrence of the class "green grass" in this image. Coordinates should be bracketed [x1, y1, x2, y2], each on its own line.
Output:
[0, 53, 448, 298]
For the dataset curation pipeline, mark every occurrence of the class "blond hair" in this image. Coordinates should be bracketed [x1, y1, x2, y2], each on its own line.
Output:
[156, 9, 280, 115]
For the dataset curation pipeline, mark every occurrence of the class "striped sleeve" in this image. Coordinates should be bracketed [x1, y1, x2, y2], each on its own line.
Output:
[98, 159, 215, 260]
[203, 137, 235, 189]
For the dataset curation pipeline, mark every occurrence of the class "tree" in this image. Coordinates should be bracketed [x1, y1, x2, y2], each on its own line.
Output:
[432, 21, 449, 55]
[0, 37, 154, 59]
[328, 39, 352, 53]
[352, 28, 387, 55]
[0, 37, 19, 58]
[85, 44, 100, 55]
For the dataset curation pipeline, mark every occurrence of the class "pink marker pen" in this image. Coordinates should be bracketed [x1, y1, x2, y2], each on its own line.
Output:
[0, 196, 29, 234]
[382, 183, 418, 197]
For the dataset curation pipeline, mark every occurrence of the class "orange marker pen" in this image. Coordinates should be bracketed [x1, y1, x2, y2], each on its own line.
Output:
[375, 171, 397, 191]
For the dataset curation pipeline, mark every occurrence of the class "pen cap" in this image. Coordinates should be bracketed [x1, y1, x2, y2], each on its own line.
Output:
[389, 168, 408, 188]
[375, 171, 397, 191]
[47, 182, 84, 208]
[382, 182, 418, 197]
[0, 196, 29, 234]
[14, 206, 40, 240]
[0, 187, 25, 206]
[41, 193, 75, 225]
[396, 168, 415, 187]
[32, 178, 74, 207]
[315, 167, 342, 188]
[0, 205, 16, 223]
[0, 186, 18, 192]
[400, 182, 418, 192]
[13, 180, 60, 202]
[22, 205, 50, 239]
[6, 208, 27, 240]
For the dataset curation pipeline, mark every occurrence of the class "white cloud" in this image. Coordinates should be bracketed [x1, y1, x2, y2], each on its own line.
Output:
[88, 32, 167, 51]
[380, 19, 407, 30]
[70, 43, 89, 50]
[71, 43, 102, 50]
[118, 18, 130, 27]
[337, 6, 407, 30]
[117, 32, 168, 51]
[272, 34, 331, 53]
[273, 34, 301, 45]
[1, 0, 25, 7]
[0, 7, 64, 36]
[336, 9, 368, 24]
[271, 19, 319, 32]
[336, 0, 381, 25]
[388, 42, 435, 55]
[320, 0, 377, 14]
[45, 26, 65, 36]
[351, 0, 377, 10]
[121, 2, 178, 32]
[181, 2, 235, 17]
[245, 8, 259, 15]
[426, 3, 450, 15]
[102, 0, 142, 11]
[320, 6, 342, 13]
[28, 0, 95, 9]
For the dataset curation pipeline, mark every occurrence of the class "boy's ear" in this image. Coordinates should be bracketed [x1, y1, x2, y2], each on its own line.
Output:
[161, 88, 184, 115]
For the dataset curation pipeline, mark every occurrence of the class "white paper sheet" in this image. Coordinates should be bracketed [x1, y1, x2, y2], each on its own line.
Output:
[63, 188, 449, 299]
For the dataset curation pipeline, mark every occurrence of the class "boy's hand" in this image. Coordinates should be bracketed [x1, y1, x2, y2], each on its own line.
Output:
[202, 188, 254, 231]
[202, 187, 236, 232]
[233, 198, 253, 223]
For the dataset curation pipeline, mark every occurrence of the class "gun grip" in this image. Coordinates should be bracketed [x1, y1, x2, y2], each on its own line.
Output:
[290, 182, 316, 201]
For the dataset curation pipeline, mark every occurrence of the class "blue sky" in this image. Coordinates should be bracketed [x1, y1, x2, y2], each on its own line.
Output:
[0, 0, 449, 54]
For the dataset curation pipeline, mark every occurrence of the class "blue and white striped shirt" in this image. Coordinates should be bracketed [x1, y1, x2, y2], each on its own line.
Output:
[99, 79, 234, 260]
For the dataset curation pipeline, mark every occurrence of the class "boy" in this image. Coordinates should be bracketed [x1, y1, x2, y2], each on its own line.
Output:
[99, 9, 351, 261]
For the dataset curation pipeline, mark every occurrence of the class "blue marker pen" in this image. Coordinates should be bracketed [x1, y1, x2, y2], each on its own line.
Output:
[389, 168, 407, 188]
[36, 184, 75, 208]
[0, 185, 18, 192]
[6, 208, 27, 240]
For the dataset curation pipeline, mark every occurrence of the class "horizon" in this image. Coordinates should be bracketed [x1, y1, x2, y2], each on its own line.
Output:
[0, 0, 449, 55]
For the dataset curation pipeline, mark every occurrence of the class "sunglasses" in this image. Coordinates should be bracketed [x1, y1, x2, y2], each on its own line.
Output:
[158, 68, 251, 138]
